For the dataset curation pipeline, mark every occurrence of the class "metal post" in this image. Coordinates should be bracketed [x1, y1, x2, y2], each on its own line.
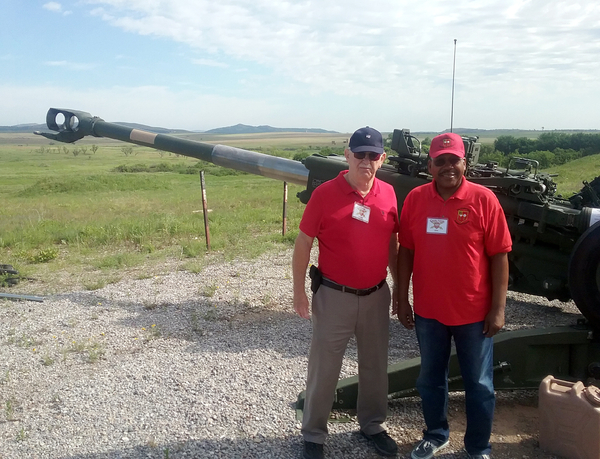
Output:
[199, 171, 211, 250]
[450, 38, 457, 133]
[282, 181, 288, 235]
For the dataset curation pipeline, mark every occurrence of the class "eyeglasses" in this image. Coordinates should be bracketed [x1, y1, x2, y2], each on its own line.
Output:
[432, 156, 463, 167]
[353, 151, 382, 161]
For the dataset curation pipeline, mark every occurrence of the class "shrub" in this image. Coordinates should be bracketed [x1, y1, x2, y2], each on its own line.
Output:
[30, 247, 59, 263]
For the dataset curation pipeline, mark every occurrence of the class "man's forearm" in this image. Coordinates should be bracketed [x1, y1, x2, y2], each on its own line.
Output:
[397, 246, 414, 302]
[388, 234, 400, 287]
[292, 231, 313, 295]
[490, 252, 509, 312]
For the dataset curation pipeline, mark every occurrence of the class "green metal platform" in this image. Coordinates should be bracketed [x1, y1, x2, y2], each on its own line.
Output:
[296, 324, 600, 419]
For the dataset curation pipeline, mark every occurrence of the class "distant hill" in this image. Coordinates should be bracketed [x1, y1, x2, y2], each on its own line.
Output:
[0, 122, 336, 135]
[443, 128, 600, 137]
[205, 124, 337, 135]
[408, 128, 600, 142]
[114, 122, 192, 135]
[2, 122, 597, 137]
[0, 122, 192, 135]
[0, 123, 46, 133]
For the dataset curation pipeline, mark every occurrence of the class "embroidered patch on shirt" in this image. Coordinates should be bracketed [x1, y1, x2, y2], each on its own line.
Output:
[456, 209, 469, 224]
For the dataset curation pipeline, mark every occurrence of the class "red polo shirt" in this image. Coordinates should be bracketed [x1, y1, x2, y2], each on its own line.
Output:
[399, 179, 512, 325]
[300, 171, 399, 289]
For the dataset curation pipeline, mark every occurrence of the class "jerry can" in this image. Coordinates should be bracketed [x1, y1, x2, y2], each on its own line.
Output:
[539, 375, 600, 459]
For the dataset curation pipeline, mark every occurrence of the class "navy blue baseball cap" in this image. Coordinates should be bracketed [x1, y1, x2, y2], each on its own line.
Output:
[349, 127, 384, 154]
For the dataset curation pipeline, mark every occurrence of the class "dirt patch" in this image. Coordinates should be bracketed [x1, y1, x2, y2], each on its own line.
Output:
[385, 390, 562, 458]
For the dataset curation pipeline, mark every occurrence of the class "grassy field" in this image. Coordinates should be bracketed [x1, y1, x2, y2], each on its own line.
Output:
[1, 131, 599, 293]
[545, 154, 600, 195]
[0, 133, 312, 291]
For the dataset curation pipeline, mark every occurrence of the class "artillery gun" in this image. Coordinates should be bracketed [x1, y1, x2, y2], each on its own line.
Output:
[301, 128, 600, 328]
[36, 108, 600, 411]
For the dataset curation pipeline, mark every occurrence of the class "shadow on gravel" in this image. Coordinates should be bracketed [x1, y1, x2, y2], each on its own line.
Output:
[504, 294, 584, 329]
[50, 291, 315, 358]
[54, 437, 301, 459]
[52, 431, 405, 459]
[50, 423, 556, 459]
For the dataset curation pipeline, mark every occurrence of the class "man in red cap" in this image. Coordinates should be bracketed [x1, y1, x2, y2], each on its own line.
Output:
[293, 126, 399, 459]
[396, 133, 512, 459]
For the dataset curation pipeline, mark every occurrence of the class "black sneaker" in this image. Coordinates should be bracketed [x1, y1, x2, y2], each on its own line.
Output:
[360, 430, 399, 457]
[303, 441, 324, 459]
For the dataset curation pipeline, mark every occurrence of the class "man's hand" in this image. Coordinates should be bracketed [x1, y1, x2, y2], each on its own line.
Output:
[396, 246, 414, 329]
[483, 308, 504, 337]
[294, 292, 311, 319]
[292, 231, 314, 320]
[396, 299, 414, 330]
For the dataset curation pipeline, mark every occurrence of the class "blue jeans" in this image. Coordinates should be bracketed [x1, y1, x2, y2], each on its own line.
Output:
[415, 315, 495, 456]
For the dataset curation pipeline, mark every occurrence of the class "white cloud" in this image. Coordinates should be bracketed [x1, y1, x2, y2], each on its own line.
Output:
[43, 2, 73, 15]
[43, 2, 62, 12]
[5, 1, 600, 131]
[80, 0, 600, 100]
[42, 2, 73, 16]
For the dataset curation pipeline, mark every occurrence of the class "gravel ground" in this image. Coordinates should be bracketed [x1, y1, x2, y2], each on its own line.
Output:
[0, 248, 585, 459]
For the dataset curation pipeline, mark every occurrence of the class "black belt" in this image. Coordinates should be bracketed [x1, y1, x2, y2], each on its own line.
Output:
[321, 278, 386, 296]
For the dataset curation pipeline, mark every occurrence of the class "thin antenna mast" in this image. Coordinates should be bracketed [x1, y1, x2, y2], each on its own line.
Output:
[450, 39, 457, 133]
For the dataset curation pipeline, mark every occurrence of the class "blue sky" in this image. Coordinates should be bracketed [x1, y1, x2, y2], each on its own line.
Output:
[1, 0, 599, 132]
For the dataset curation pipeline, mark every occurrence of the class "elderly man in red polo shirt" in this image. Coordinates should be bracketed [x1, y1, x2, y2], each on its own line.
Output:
[292, 127, 398, 459]
[396, 133, 512, 459]
[293, 127, 400, 459]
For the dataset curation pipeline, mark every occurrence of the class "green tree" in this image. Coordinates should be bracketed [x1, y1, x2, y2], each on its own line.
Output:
[385, 132, 394, 148]
[318, 146, 344, 156]
[553, 148, 581, 165]
[494, 135, 517, 155]
[478, 150, 508, 167]
[515, 137, 536, 155]
[523, 150, 555, 168]
[536, 132, 565, 151]
[479, 143, 495, 157]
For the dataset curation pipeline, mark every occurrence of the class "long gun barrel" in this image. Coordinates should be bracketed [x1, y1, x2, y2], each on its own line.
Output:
[35, 108, 309, 186]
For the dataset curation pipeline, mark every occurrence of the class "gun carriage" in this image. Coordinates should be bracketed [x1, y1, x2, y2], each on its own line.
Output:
[36, 108, 600, 412]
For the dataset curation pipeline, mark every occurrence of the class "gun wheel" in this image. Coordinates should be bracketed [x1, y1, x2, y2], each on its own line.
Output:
[569, 221, 600, 329]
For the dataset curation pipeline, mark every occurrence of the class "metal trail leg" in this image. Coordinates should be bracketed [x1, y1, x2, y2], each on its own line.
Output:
[295, 324, 600, 418]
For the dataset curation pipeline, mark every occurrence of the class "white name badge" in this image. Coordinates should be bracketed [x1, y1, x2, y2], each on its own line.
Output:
[427, 217, 448, 234]
[352, 202, 371, 223]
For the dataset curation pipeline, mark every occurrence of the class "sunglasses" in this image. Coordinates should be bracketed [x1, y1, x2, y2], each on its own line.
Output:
[353, 151, 382, 161]
[432, 156, 463, 167]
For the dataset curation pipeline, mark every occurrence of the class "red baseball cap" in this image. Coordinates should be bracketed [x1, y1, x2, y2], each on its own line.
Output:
[429, 133, 465, 159]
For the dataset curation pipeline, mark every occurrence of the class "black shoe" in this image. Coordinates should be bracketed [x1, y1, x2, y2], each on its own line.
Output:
[360, 430, 398, 457]
[303, 441, 324, 459]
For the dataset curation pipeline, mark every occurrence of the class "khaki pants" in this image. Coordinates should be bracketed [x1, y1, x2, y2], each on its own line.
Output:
[301, 283, 391, 444]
